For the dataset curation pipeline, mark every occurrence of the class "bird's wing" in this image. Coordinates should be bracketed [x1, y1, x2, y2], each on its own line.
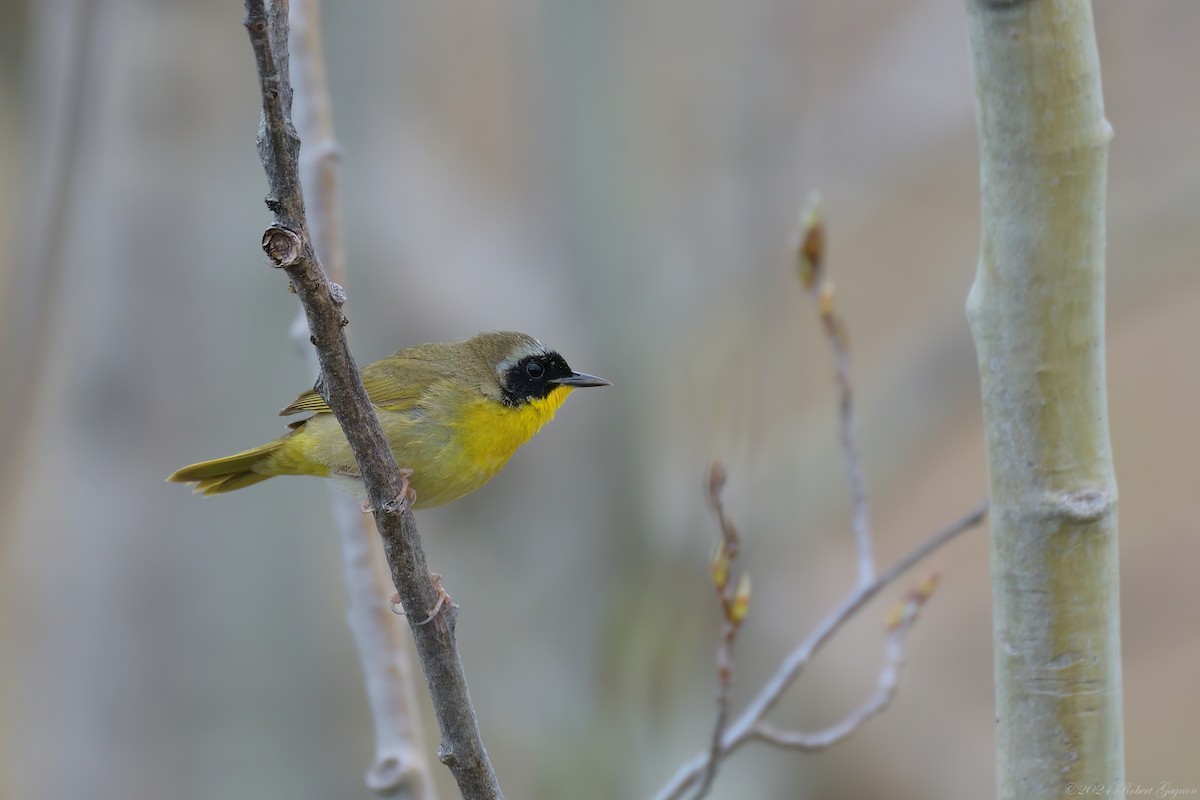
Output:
[279, 357, 449, 416]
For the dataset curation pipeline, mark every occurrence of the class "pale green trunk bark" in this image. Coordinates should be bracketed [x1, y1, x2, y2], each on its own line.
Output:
[964, 1, 1123, 798]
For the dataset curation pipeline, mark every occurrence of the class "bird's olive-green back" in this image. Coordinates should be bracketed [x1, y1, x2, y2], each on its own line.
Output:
[279, 331, 543, 415]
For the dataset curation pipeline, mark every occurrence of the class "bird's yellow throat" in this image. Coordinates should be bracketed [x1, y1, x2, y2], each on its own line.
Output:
[458, 386, 574, 471]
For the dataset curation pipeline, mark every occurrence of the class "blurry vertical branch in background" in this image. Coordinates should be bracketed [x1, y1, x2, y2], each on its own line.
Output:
[964, 1, 1123, 797]
[287, 1, 435, 796]
[242, 2, 502, 798]
[0, 0, 100, 529]
[654, 198, 988, 800]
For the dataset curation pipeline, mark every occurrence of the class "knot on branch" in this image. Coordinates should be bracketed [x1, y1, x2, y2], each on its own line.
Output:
[329, 281, 347, 305]
[242, 13, 267, 36]
[262, 225, 303, 267]
[437, 742, 457, 766]
[365, 752, 417, 795]
[1054, 488, 1112, 524]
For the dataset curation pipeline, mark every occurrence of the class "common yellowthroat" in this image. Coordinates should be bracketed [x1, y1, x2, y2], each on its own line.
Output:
[168, 331, 609, 507]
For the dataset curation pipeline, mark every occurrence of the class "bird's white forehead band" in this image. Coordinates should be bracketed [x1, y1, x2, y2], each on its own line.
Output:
[497, 338, 550, 374]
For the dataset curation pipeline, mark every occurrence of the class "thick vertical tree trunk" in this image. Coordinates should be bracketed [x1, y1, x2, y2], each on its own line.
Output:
[964, 1, 1123, 798]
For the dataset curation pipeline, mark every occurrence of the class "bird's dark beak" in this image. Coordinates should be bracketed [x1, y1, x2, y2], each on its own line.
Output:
[551, 371, 611, 388]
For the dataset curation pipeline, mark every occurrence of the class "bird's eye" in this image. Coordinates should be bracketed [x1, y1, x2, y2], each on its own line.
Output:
[525, 360, 544, 378]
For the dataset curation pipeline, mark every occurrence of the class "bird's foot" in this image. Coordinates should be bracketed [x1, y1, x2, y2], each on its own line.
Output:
[361, 469, 416, 514]
[388, 573, 455, 628]
[413, 573, 454, 626]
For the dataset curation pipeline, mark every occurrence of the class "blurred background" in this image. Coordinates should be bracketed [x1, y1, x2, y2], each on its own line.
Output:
[1, 1, 1196, 798]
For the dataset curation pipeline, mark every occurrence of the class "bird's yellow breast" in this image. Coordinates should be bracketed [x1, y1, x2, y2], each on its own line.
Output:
[398, 385, 574, 507]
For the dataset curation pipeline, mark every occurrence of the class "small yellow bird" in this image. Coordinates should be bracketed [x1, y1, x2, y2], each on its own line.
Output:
[168, 331, 609, 507]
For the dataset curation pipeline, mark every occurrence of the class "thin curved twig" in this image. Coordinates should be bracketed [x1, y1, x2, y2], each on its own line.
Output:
[692, 463, 751, 798]
[798, 193, 874, 587]
[750, 572, 936, 751]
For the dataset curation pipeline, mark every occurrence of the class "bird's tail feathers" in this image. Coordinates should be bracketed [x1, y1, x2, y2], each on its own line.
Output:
[167, 440, 284, 496]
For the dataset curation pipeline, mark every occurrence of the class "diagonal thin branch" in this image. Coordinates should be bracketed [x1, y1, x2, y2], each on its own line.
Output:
[653, 501, 987, 800]
[722, 502, 986, 754]
[286, 1, 436, 796]
[749, 573, 938, 752]
[242, 3, 501, 797]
